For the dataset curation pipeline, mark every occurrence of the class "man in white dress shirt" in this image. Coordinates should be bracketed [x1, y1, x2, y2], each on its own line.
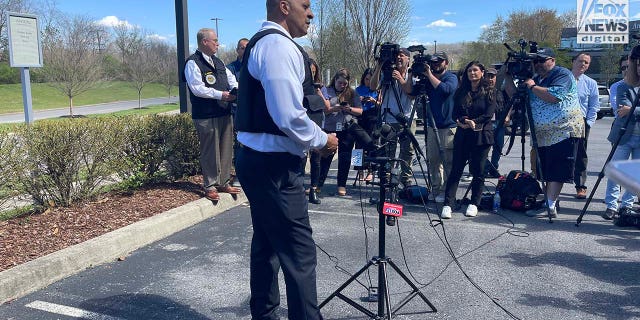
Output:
[234, 0, 337, 319]
[184, 28, 239, 202]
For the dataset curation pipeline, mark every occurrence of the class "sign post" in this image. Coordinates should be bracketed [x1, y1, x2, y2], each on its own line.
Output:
[7, 12, 43, 124]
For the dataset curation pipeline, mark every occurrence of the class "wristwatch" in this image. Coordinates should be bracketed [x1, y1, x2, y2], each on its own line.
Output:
[529, 84, 537, 90]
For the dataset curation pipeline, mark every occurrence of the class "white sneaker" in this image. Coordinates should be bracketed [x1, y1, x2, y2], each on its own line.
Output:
[435, 194, 445, 203]
[440, 206, 452, 219]
[465, 204, 478, 217]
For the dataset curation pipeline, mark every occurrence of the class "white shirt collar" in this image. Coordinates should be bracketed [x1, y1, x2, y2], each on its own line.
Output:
[259, 21, 292, 39]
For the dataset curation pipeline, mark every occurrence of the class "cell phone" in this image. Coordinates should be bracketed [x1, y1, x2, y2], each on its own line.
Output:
[340, 101, 348, 106]
[313, 83, 323, 89]
[229, 88, 238, 95]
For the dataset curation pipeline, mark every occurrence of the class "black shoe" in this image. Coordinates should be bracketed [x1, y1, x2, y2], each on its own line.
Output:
[602, 208, 616, 220]
[309, 187, 321, 204]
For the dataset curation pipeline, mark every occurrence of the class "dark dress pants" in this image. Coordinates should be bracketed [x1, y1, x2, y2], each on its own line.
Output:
[236, 146, 323, 320]
[574, 119, 590, 189]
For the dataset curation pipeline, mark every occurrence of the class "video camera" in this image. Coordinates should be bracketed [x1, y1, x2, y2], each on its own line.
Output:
[375, 42, 400, 84]
[504, 39, 538, 80]
[407, 45, 429, 76]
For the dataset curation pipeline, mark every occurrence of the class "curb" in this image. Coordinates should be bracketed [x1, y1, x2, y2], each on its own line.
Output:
[0, 192, 247, 304]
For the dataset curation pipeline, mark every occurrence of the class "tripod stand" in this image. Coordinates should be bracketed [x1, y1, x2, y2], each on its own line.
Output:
[576, 83, 640, 226]
[319, 157, 437, 319]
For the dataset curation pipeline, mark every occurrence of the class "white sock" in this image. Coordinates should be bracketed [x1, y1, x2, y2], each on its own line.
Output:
[548, 199, 556, 209]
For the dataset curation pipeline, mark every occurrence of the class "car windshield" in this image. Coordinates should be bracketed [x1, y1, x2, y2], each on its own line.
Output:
[598, 87, 609, 95]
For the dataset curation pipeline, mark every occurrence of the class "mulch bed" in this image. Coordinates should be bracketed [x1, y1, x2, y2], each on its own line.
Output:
[0, 177, 205, 272]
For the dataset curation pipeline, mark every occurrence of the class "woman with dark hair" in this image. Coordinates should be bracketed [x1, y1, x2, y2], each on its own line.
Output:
[305, 58, 330, 204]
[441, 61, 496, 219]
[318, 68, 363, 196]
[355, 68, 380, 181]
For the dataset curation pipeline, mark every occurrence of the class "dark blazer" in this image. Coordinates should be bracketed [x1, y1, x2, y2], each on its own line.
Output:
[453, 88, 496, 146]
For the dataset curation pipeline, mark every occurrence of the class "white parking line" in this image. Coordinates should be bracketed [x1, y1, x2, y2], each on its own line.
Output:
[25, 300, 125, 320]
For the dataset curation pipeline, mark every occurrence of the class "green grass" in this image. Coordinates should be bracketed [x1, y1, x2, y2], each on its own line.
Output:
[0, 103, 180, 131]
[0, 81, 172, 114]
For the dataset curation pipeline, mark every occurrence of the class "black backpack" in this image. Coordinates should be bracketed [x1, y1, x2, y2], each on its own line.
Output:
[497, 170, 543, 211]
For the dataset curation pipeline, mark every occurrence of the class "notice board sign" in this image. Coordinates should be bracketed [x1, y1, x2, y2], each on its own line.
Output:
[7, 12, 43, 67]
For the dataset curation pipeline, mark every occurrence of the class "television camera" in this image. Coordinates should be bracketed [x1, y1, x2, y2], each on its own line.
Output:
[504, 39, 538, 80]
[375, 42, 400, 84]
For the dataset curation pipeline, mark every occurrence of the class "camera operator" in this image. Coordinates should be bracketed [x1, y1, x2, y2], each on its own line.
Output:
[504, 48, 584, 218]
[370, 47, 416, 188]
[409, 51, 459, 202]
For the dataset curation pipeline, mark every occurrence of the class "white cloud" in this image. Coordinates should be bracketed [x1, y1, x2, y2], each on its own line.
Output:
[633, 12, 640, 19]
[412, 16, 425, 20]
[426, 19, 456, 28]
[480, 24, 489, 29]
[147, 34, 168, 41]
[96, 16, 133, 28]
[443, 12, 456, 16]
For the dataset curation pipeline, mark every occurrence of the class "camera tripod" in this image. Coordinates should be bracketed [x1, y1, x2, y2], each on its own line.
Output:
[576, 82, 640, 226]
[319, 156, 437, 319]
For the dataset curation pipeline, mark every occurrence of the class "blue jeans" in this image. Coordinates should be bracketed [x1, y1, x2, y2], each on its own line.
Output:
[605, 135, 640, 210]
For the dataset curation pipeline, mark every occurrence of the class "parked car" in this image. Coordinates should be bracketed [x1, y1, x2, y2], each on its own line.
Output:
[597, 85, 611, 119]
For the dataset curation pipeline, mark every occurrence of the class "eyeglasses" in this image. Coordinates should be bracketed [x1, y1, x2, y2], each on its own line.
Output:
[621, 65, 629, 71]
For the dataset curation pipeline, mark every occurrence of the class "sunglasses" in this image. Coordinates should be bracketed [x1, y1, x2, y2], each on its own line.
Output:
[534, 58, 550, 64]
[621, 65, 629, 71]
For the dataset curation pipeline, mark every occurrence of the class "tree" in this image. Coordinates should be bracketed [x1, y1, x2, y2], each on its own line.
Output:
[113, 24, 161, 108]
[42, 15, 105, 117]
[155, 41, 177, 98]
[309, 0, 410, 84]
[600, 45, 626, 86]
[121, 37, 162, 108]
[504, 8, 566, 46]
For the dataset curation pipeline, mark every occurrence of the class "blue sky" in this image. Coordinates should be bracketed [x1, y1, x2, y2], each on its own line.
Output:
[56, 0, 640, 51]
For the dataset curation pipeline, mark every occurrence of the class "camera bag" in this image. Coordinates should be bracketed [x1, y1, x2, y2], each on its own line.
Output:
[497, 170, 543, 211]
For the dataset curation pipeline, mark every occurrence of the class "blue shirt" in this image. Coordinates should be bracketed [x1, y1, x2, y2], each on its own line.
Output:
[355, 85, 378, 111]
[530, 66, 585, 147]
[424, 71, 458, 129]
[575, 74, 599, 127]
[610, 79, 625, 116]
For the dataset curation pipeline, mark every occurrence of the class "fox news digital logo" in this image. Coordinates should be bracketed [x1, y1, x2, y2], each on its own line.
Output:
[577, 0, 629, 44]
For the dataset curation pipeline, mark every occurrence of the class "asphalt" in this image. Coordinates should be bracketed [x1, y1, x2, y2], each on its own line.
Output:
[0, 97, 178, 123]
[1, 116, 639, 320]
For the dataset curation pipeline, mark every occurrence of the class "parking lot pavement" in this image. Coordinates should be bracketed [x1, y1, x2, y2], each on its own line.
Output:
[1, 116, 639, 319]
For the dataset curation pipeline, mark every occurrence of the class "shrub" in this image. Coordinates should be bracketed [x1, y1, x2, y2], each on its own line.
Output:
[15, 118, 121, 207]
[162, 113, 201, 180]
[0, 130, 22, 208]
[2, 113, 201, 209]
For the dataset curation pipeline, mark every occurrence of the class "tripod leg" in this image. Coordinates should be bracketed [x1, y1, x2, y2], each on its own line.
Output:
[379, 260, 393, 320]
[387, 259, 438, 313]
[319, 258, 376, 308]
